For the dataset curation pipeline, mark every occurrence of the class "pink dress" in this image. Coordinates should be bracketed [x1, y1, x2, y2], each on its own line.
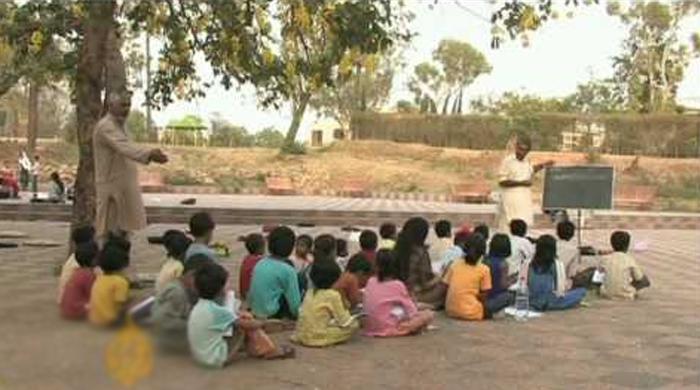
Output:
[362, 277, 418, 337]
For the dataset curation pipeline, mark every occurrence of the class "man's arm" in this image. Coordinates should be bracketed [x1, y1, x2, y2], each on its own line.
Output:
[498, 179, 532, 188]
[98, 121, 168, 165]
[533, 160, 555, 174]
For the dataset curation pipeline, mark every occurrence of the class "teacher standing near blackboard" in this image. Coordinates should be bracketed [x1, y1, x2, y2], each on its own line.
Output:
[496, 134, 554, 232]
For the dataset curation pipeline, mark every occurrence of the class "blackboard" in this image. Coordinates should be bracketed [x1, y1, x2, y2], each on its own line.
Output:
[543, 166, 614, 210]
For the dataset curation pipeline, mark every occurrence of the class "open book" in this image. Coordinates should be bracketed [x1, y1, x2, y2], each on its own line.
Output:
[329, 312, 366, 328]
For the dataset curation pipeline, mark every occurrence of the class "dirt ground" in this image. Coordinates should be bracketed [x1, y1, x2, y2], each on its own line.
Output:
[0, 221, 698, 390]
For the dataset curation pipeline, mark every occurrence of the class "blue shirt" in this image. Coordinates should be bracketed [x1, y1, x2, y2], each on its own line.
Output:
[484, 256, 508, 298]
[440, 245, 465, 274]
[185, 243, 217, 262]
[247, 256, 301, 319]
[187, 299, 236, 368]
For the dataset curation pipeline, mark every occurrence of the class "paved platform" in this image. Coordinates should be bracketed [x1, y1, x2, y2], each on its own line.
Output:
[1, 193, 699, 229]
[0, 221, 698, 389]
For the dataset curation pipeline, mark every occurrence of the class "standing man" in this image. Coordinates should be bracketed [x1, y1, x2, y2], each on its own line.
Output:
[93, 91, 168, 242]
[496, 134, 554, 232]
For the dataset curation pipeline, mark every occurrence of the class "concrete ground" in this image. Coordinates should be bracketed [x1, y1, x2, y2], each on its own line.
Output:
[0, 221, 698, 390]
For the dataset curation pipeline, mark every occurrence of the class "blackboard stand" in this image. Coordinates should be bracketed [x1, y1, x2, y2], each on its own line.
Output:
[576, 209, 583, 262]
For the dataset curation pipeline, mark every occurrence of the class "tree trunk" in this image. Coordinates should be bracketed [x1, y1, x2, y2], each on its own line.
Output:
[441, 93, 451, 115]
[72, 1, 117, 230]
[284, 93, 310, 146]
[26, 81, 39, 155]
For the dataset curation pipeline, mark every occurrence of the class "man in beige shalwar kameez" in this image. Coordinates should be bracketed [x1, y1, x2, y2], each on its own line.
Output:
[496, 134, 553, 233]
[93, 92, 167, 241]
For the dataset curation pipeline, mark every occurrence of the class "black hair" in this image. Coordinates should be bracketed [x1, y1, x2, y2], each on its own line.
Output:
[313, 234, 337, 263]
[379, 223, 397, 240]
[516, 133, 532, 150]
[194, 261, 229, 300]
[557, 221, 576, 241]
[359, 230, 378, 251]
[531, 235, 557, 273]
[189, 212, 215, 238]
[75, 241, 99, 268]
[376, 249, 398, 282]
[104, 231, 131, 252]
[297, 234, 312, 246]
[98, 243, 130, 273]
[454, 230, 471, 247]
[395, 217, 429, 282]
[163, 230, 192, 261]
[611, 231, 631, 252]
[71, 225, 96, 245]
[50, 172, 65, 194]
[489, 233, 512, 258]
[184, 254, 214, 274]
[464, 233, 486, 265]
[336, 238, 348, 258]
[435, 220, 452, 239]
[309, 260, 342, 290]
[510, 219, 527, 237]
[244, 233, 265, 255]
[474, 224, 490, 241]
[346, 253, 372, 275]
[267, 226, 296, 258]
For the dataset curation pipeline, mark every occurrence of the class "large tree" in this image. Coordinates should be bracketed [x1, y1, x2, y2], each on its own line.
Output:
[1, 0, 407, 228]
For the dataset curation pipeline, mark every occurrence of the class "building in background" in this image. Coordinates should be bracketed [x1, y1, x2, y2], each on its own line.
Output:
[561, 120, 606, 152]
[307, 118, 345, 147]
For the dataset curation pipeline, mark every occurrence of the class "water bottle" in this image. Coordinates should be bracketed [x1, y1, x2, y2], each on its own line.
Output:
[514, 280, 529, 322]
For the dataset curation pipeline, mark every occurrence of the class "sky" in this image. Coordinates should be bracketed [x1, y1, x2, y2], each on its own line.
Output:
[131, 0, 700, 141]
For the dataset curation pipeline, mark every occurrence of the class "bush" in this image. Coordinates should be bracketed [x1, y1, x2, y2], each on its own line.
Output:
[280, 141, 307, 155]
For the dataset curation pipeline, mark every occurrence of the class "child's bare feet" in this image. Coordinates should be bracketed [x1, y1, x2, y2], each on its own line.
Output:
[265, 345, 296, 360]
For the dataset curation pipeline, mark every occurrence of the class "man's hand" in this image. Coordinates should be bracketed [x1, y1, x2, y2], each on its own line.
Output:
[148, 149, 168, 164]
[542, 159, 555, 168]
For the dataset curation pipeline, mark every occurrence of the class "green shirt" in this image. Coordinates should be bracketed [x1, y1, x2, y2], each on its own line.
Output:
[247, 257, 301, 319]
[187, 299, 236, 368]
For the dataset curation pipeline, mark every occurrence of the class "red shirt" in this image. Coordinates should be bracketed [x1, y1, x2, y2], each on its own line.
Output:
[60, 268, 96, 320]
[239, 254, 263, 299]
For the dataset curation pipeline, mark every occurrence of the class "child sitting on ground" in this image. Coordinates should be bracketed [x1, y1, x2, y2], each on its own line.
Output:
[155, 230, 192, 293]
[58, 225, 96, 303]
[239, 233, 265, 300]
[600, 231, 650, 300]
[483, 233, 516, 299]
[292, 234, 313, 270]
[474, 224, 490, 243]
[506, 219, 535, 280]
[88, 238, 132, 326]
[363, 249, 435, 337]
[333, 253, 372, 310]
[185, 212, 217, 262]
[60, 241, 99, 320]
[188, 261, 295, 368]
[429, 220, 453, 274]
[299, 234, 340, 297]
[247, 226, 302, 319]
[292, 261, 359, 347]
[444, 233, 511, 321]
[358, 230, 378, 270]
[528, 235, 586, 311]
[151, 254, 211, 353]
[439, 227, 472, 275]
[378, 223, 397, 250]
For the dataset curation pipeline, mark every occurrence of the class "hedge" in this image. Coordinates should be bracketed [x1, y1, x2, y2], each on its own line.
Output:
[350, 113, 700, 158]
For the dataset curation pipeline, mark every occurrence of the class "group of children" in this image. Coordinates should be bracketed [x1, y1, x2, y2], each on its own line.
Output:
[55, 211, 650, 368]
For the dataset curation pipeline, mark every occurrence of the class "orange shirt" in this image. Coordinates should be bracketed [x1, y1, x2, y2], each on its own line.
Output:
[443, 261, 491, 321]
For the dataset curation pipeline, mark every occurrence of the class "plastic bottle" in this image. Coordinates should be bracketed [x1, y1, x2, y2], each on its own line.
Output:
[514, 279, 529, 322]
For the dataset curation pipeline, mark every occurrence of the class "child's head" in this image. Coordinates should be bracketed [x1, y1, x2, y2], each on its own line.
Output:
[182, 254, 213, 291]
[611, 230, 631, 252]
[163, 230, 192, 262]
[268, 226, 296, 258]
[71, 225, 95, 246]
[453, 229, 472, 249]
[194, 261, 229, 300]
[397, 217, 430, 248]
[313, 234, 337, 262]
[557, 221, 575, 242]
[346, 253, 373, 287]
[105, 231, 131, 252]
[532, 234, 557, 272]
[474, 224, 490, 241]
[464, 233, 486, 265]
[50, 171, 61, 183]
[435, 220, 452, 239]
[75, 241, 99, 268]
[98, 242, 130, 274]
[189, 212, 215, 242]
[244, 233, 265, 256]
[336, 238, 348, 258]
[509, 219, 528, 237]
[489, 233, 512, 258]
[295, 234, 313, 257]
[379, 223, 397, 241]
[376, 249, 398, 282]
[359, 230, 378, 252]
[309, 260, 342, 290]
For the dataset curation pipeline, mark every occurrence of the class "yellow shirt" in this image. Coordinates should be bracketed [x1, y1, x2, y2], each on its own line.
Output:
[89, 274, 130, 326]
[155, 259, 184, 294]
[292, 289, 358, 347]
[600, 252, 644, 300]
[443, 261, 491, 321]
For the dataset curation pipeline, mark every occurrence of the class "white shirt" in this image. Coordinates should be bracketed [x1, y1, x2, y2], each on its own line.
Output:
[506, 235, 535, 277]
